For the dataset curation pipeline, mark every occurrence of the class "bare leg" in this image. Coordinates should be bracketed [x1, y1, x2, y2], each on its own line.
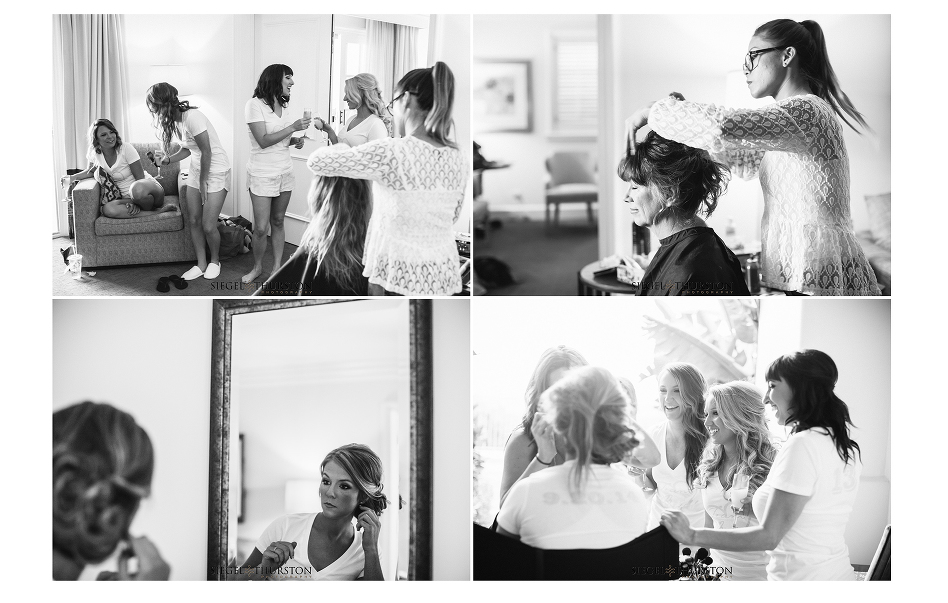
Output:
[101, 199, 172, 219]
[269, 191, 292, 274]
[184, 186, 208, 271]
[130, 179, 169, 212]
[243, 192, 272, 284]
[202, 188, 229, 266]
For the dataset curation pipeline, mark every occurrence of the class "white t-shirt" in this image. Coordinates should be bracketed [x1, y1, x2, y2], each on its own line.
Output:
[337, 114, 388, 147]
[177, 108, 231, 174]
[645, 421, 706, 530]
[87, 143, 147, 198]
[752, 428, 861, 581]
[701, 472, 769, 581]
[254, 513, 365, 581]
[245, 97, 294, 176]
[496, 460, 649, 549]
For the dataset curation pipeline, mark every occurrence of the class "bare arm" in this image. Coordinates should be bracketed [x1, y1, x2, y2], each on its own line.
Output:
[129, 160, 146, 181]
[314, 118, 339, 144]
[361, 546, 384, 581]
[248, 119, 307, 149]
[498, 428, 557, 508]
[193, 131, 212, 197]
[230, 547, 270, 581]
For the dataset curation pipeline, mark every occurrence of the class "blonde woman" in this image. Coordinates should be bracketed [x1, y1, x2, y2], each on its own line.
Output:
[643, 362, 709, 532]
[147, 82, 232, 281]
[314, 73, 391, 147]
[306, 62, 468, 296]
[695, 382, 777, 580]
[496, 367, 651, 549]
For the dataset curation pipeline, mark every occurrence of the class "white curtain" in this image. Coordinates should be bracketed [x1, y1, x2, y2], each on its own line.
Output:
[365, 20, 395, 102]
[52, 14, 129, 234]
[393, 25, 421, 93]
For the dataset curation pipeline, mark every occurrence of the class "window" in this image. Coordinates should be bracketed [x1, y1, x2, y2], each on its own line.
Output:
[551, 34, 598, 136]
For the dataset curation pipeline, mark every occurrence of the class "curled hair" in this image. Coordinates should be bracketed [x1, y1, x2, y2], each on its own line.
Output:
[321, 444, 389, 517]
[755, 19, 869, 132]
[540, 366, 640, 498]
[659, 363, 709, 490]
[617, 376, 639, 419]
[520, 345, 589, 446]
[345, 73, 393, 137]
[298, 174, 372, 294]
[145, 82, 198, 156]
[618, 131, 728, 223]
[696, 382, 777, 493]
[253, 64, 293, 112]
[87, 118, 123, 155]
[765, 349, 861, 464]
[395, 61, 456, 148]
[53, 401, 153, 565]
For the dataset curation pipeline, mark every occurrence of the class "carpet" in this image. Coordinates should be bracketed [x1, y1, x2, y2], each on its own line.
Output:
[474, 214, 598, 296]
[52, 237, 297, 297]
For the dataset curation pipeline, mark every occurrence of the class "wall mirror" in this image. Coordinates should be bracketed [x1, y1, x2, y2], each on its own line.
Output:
[207, 299, 432, 580]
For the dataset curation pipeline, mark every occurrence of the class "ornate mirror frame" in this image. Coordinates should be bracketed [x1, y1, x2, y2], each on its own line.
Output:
[206, 299, 433, 580]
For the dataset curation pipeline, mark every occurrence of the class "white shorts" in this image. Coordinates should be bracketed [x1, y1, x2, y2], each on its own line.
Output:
[186, 168, 231, 194]
[248, 170, 295, 197]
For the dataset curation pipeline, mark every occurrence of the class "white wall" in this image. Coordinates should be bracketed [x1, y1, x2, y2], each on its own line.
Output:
[757, 298, 891, 566]
[474, 15, 598, 210]
[124, 15, 238, 217]
[53, 299, 212, 581]
[432, 299, 471, 580]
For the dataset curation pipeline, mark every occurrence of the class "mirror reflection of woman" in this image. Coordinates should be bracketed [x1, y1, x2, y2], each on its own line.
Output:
[695, 382, 777, 581]
[242, 64, 312, 285]
[305, 62, 468, 296]
[662, 350, 864, 581]
[314, 73, 391, 146]
[619, 131, 750, 296]
[626, 19, 880, 296]
[643, 363, 709, 533]
[61, 119, 175, 219]
[54, 401, 171, 581]
[496, 367, 651, 548]
[147, 82, 232, 281]
[234, 444, 386, 581]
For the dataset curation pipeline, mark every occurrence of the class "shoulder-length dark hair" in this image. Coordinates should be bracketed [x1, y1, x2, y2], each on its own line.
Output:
[87, 118, 123, 155]
[519, 345, 589, 446]
[755, 19, 869, 132]
[254, 64, 293, 111]
[395, 61, 456, 148]
[660, 362, 710, 490]
[765, 349, 861, 464]
[321, 443, 389, 517]
[146, 82, 199, 156]
[617, 131, 728, 224]
[53, 401, 153, 565]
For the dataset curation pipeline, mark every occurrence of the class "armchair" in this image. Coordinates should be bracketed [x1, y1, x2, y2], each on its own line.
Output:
[72, 142, 196, 268]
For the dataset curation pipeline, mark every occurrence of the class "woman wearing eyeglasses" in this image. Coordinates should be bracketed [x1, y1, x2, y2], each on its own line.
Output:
[626, 19, 880, 296]
[305, 62, 467, 296]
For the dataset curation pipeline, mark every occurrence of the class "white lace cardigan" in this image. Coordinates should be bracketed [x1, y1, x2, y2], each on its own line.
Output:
[649, 94, 881, 296]
[306, 136, 468, 296]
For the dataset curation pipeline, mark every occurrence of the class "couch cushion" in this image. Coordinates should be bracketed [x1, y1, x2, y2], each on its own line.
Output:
[864, 192, 891, 251]
[546, 183, 598, 203]
[94, 196, 184, 236]
[133, 142, 182, 197]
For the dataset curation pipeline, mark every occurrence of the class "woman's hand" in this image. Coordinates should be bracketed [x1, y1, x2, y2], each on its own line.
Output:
[293, 116, 313, 131]
[200, 181, 208, 205]
[60, 174, 74, 187]
[313, 117, 325, 131]
[289, 137, 305, 149]
[625, 104, 654, 155]
[530, 411, 557, 464]
[126, 203, 141, 216]
[660, 510, 696, 545]
[96, 536, 171, 580]
[261, 540, 297, 571]
[356, 507, 381, 552]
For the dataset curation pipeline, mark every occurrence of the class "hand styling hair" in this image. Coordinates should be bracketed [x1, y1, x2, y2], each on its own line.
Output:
[146, 82, 198, 156]
[53, 401, 153, 565]
[395, 62, 456, 148]
[618, 131, 728, 224]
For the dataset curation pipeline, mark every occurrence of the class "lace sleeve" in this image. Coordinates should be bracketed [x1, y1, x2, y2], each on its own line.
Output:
[710, 148, 765, 181]
[306, 140, 400, 188]
[649, 96, 813, 156]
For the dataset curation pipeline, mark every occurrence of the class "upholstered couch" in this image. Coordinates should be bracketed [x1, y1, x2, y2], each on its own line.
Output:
[856, 192, 891, 295]
[72, 142, 196, 268]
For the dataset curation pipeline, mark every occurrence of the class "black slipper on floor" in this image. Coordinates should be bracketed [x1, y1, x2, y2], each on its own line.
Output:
[169, 275, 188, 290]
[157, 276, 171, 293]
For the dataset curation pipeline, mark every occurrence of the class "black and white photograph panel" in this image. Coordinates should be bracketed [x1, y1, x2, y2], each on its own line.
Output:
[53, 298, 471, 580]
[473, 298, 890, 580]
[53, 14, 472, 297]
[472, 15, 890, 297]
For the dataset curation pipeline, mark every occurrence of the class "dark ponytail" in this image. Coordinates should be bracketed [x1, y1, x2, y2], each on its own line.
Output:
[755, 19, 869, 133]
[395, 61, 457, 148]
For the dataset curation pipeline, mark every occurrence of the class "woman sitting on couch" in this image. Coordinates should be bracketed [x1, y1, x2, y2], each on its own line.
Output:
[61, 118, 175, 219]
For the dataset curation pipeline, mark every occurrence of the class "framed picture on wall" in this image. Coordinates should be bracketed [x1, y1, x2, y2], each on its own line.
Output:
[474, 60, 532, 133]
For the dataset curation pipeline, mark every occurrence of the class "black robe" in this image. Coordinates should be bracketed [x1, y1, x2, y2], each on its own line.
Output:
[637, 227, 750, 296]
[256, 250, 368, 297]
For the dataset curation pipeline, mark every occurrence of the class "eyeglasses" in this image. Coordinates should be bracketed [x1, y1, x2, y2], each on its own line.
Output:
[743, 47, 784, 73]
[386, 91, 408, 111]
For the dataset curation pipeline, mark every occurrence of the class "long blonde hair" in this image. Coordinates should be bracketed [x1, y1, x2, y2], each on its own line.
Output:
[395, 62, 456, 148]
[660, 362, 709, 490]
[541, 366, 640, 498]
[345, 73, 393, 137]
[298, 176, 371, 293]
[145, 82, 195, 156]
